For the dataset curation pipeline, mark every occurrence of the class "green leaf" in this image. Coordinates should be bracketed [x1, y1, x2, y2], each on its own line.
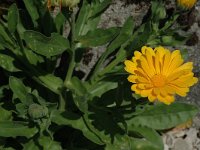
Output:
[0, 24, 14, 48]
[51, 110, 104, 145]
[24, 31, 70, 57]
[89, 0, 112, 19]
[75, 0, 104, 37]
[9, 76, 29, 104]
[0, 106, 12, 121]
[87, 81, 118, 98]
[66, 77, 88, 112]
[128, 126, 163, 149]
[39, 136, 62, 150]
[24, 48, 44, 65]
[23, 0, 39, 27]
[127, 103, 199, 130]
[0, 54, 20, 72]
[38, 74, 63, 94]
[0, 121, 38, 138]
[77, 28, 120, 47]
[23, 139, 40, 150]
[8, 4, 19, 33]
[106, 135, 160, 150]
[54, 12, 65, 32]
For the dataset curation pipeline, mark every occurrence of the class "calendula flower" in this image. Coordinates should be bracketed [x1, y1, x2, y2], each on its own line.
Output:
[177, 0, 197, 9]
[124, 46, 198, 105]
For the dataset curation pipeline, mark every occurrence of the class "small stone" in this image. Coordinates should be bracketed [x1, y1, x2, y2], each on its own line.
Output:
[173, 139, 191, 150]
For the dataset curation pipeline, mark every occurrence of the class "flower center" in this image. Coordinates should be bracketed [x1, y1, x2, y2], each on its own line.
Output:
[151, 74, 166, 87]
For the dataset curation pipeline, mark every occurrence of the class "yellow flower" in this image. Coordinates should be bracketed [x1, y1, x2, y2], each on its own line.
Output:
[124, 46, 198, 105]
[177, 0, 197, 9]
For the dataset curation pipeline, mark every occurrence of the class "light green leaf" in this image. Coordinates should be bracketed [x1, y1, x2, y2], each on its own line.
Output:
[39, 136, 62, 150]
[106, 135, 160, 150]
[38, 74, 63, 94]
[8, 4, 19, 33]
[77, 28, 120, 47]
[128, 126, 163, 149]
[127, 103, 199, 130]
[87, 81, 118, 98]
[24, 31, 70, 57]
[0, 121, 38, 138]
[0, 54, 20, 72]
[23, 139, 40, 150]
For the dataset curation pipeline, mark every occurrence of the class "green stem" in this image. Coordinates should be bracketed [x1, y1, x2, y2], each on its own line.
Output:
[64, 10, 76, 87]
[59, 93, 65, 111]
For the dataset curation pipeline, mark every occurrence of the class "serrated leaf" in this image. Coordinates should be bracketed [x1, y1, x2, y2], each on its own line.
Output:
[77, 28, 120, 47]
[8, 4, 19, 33]
[0, 54, 20, 72]
[127, 103, 199, 130]
[0, 121, 38, 138]
[24, 31, 70, 57]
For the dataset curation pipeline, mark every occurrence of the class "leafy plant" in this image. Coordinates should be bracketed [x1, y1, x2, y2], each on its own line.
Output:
[0, 0, 198, 149]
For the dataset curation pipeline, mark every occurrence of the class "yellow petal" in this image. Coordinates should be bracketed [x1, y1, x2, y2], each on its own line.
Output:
[124, 60, 136, 74]
[127, 75, 137, 83]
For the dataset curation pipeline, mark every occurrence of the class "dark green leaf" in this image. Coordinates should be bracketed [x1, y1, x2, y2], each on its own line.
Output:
[0, 106, 12, 121]
[24, 48, 44, 65]
[127, 103, 199, 130]
[54, 12, 65, 32]
[9, 76, 29, 104]
[24, 31, 70, 57]
[0, 121, 38, 138]
[77, 28, 120, 47]
[0, 24, 14, 48]
[8, 4, 19, 33]
[51, 110, 104, 145]
[23, 0, 39, 27]
[0, 54, 20, 72]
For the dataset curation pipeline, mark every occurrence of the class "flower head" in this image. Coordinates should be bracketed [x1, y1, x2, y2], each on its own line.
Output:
[177, 0, 197, 9]
[124, 46, 198, 105]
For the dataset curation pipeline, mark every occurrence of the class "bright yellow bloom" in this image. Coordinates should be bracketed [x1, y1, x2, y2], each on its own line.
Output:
[124, 46, 198, 105]
[177, 0, 197, 9]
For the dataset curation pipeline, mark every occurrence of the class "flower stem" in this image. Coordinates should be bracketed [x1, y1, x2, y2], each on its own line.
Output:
[64, 9, 76, 87]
